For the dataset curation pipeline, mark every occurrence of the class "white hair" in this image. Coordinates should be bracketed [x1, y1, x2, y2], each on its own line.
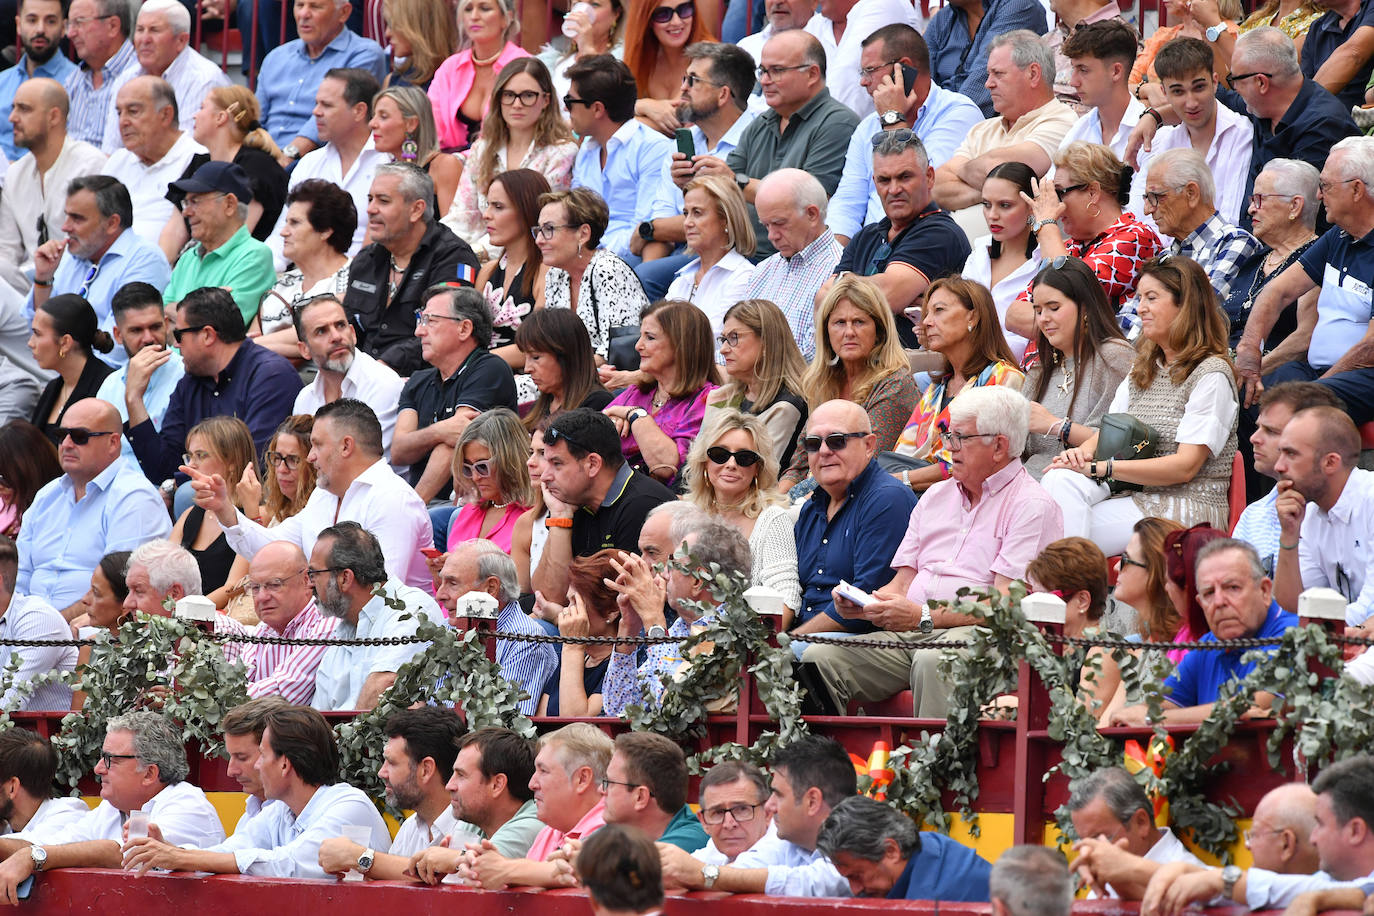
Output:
[456, 538, 520, 605]
[139, 0, 192, 36]
[1152, 147, 1216, 206]
[948, 385, 1030, 456]
[644, 501, 710, 545]
[991, 29, 1056, 80]
[758, 167, 828, 220]
[1331, 136, 1374, 200]
[1258, 158, 1320, 229]
[127, 539, 203, 597]
[1234, 27, 1301, 80]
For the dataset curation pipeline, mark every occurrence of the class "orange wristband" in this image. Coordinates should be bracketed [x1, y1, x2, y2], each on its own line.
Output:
[546, 517, 574, 529]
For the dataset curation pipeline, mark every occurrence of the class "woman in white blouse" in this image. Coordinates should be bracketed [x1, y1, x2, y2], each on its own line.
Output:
[664, 175, 756, 335]
[684, 409, 802, 628]
[961, 162, 1042, 363]
[534, 187, 650, 364]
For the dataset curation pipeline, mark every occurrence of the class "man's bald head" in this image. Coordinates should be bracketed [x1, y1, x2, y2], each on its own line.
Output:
[248, 541, 309, 578]
[246, 541, 312, 632]
[64, 397, 122, 432]
[57, 399, 123, 484]
[808, 399, 872, 436]
[1249, 782, 1320, 875]
[15, 77, 68, 117]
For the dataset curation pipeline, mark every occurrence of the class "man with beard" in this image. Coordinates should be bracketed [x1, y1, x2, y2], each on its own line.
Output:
[95, 283, 185, 461]
[633, 42, 756, 299]
[0, 0, 76, 161]
[317, 707, 467, 880]
[0, 729, 89, 840]
[0, 79, 106, 298]
[291, 295, 403, 463]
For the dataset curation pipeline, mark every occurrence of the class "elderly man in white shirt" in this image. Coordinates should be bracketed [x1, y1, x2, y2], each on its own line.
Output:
[123, 706, 390, 878]
[684, 761, 789, 868]
[98, 0, 229, 154]
[99, 75, 205, 244]
[0, 77, 106, 297]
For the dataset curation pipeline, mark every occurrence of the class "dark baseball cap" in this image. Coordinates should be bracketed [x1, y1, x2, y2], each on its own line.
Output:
[169, 160, 254, 204]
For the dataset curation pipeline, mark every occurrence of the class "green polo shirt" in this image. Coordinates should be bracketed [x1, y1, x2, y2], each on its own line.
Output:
[657, 804, 709, 852]
[163, 223, 276, 324]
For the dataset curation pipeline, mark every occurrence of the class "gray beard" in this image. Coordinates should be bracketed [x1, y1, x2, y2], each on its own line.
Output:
[321, 351, 355, 375]
[316, 578, 349, 619]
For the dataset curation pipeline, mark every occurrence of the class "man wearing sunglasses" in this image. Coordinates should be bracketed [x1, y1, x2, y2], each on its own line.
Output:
[15, 397, 170, 620]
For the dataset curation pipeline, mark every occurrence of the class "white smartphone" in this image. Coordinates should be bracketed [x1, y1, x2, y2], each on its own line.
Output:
[834, 580, 877, 607]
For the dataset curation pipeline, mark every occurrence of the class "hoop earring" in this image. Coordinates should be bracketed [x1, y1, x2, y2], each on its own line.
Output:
[1087, 203, 1101, 219]
[401, 131, 419, 162]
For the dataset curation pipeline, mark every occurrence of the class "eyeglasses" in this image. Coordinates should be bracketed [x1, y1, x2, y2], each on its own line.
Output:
[172, 324, 208, 344]
[1119, 553, 1148, 571]
[702, 802, 762, 825]
[531, 222, 577, 240]
[599, 777, 643, 792]
[1250, 192, 1294, 209]
[562, 94, 594, 108]
[866, 239, 893, 274]
[1143, 186, 1185, 208]
[1225, 70, 1271, 89]
[460, 458, 495, 478]
[545, 424, 592, 453]
[181, 449, 212, 465]
[99, 751, 139, 768]
[706, 446, 762, 467]
[1055, 183, 1088, 201]
[801, 431, 867, 453]
[858, 59, 901, 80]
[306, 566, 345, 582]
[57, 426, 115, 446]
[1046, 255, 1073, 270]
[1318, 177, 1359, 194]
[178, 192, 226, 212]
[716, 330, 752, 349]
[499, 89, 546, 106]
[940, 429, 998, 450]
[414, 309, 466, 327]
[36, 214, 49, 248]
[1244, 826, 1283, 846]
[265, 451, 303, 469]
[244, 568, 307, 597]
[870, 128, 915, 148]
[756, 63, 811, 80]
[650, 1, 693, 23]
[681, 73, 717, 88]
[67, 13, 116, 28]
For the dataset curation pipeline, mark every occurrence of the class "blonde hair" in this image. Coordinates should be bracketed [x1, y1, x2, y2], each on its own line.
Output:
[451, 408, 535, 507]
[262, 415, 315, 523]
[684, 409, 783, 518]
[1053, 141, 1131, 208]
[374, 85, 440, 168]
[714, 299, 805, 409]
[186, 416, 256, 511]
[683, 174, 756, 258]
[456, 0, 519, 49]
[207, 85, 283, 160]
[382, 0, 459, 87]
[801, 275, 910, 409]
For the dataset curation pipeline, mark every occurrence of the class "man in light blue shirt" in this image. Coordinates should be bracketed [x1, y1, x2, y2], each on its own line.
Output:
[94, 282, 185, 462]
[0, 0, 78, 162]
[567, 54, 675, 267]
[829, 24, 983, 242]
[26, 176, 171, 366]
[257, 0, 386, 158]
[16, 398, 171, 618]
[634, 42, 758, 299]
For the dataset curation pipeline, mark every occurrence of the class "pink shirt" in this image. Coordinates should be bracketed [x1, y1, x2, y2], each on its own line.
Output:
[242, 599, 340, 706]
[445, 501, 529, 554]
[892, 459, 1064, 604]
[524, 798, 606, 862]
[427, 42, 531, 151]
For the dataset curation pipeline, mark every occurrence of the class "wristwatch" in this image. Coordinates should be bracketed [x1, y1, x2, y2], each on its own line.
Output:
[734, 171, 750, 191]
[646, 624, 667, 639]
[29, 846, 47, 872]
[282, 143, 301, 160]
[1220, 865, 1242, 898]
[880, 109, 906, 126]
[357, 847, 375, 874]
[1031, 217, 1058, 233]
[1205, 23, 1225, 41]
[626, 408, 648, 426]
[637, 220, 656, 241]
[702, 864, 721, 889]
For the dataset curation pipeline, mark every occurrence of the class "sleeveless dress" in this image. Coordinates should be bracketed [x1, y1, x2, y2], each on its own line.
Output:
[180, 506, 238, 596]
[484, 255, 539, 403]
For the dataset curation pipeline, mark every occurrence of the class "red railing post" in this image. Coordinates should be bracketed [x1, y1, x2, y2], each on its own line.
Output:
[1011, 593, 1067, 846]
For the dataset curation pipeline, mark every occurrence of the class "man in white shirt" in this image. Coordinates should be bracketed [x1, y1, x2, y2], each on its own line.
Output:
[100, 75, 205, 244]
[679, 761, 781, 867]
[239, 541, 338, 705]
[306, 521, 444, 711]
[318, 706, 466, 879]
[0, 730, 88, 840]
[0, 538, 77, 710]
[806, 0, 924, 116]
[191, 398, 435, 590]
[267, 67, 383, 270]
[290, 295, 403, 462]
[1056, 21, 1145, 161]
[218, 696, 291, 837]
[1273, 406, 1374, 626]
[1136, 38, 1254, 225]
[0, 78, 106, 297]
[99, 0, 230, 154]
[739, 0, 816, 63]
[0, 711, 226, 896]
[657, 735, 853, 897]
[123, 705, 390, 878]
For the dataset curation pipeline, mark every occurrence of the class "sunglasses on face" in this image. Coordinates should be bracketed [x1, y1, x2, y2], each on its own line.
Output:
[57, 427, 115, 446]
[801, 431, 866, 453]
[460, 459, 495, 478]
[650, 1, 693, 22]
[706, 446, 762, 467]
[172, 324, 207, 344]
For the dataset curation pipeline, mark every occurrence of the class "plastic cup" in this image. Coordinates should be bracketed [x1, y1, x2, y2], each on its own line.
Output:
[562, 2, 592, 39]
[340, 825, 372, 882]
[127, 811, 150, 839]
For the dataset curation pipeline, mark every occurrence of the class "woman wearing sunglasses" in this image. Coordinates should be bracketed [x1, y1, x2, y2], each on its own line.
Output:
[705, 299, 807, 472]
[1021, 141, 1162, 315]
[684, 410, 801, 628]
[27, 294, 115, 448]
[444, 408, 534, 554]
[623, 0, 716, 134]
[1042, 256, 1239, 555]
[1021, 256, 1133, 480]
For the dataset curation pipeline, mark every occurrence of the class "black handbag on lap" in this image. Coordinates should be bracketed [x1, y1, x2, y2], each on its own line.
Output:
[586, 277, 641, 370]
[1094, 413, 1158, 494]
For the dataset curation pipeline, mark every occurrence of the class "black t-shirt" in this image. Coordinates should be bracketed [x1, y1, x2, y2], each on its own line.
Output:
[397, 347, 518, 492]
[836, 204, 973, 346]
[168, 147, 290, 243]
[571, 464, 676, 558]
[580, 389, 614, 412]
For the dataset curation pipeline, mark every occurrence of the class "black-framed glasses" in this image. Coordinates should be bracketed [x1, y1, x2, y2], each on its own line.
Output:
[545, 424, 592, 454]
[245, 568, 308, 597]
[858, 58, 901, 80]
[531, 223, 577, 240]
[681, 72, 717, 88]
[650, 1, 693, 23]
[306, 566, 345, 582]
[265, 450, 303, 469]
[1055, 183, 1088, 201]
[172, 324, 208, 344]
[702, 802, 762, 825]
[56, 426, 115, 446]
[78, 262, 100, 299]
[706, 446, 762, 467]
[562, 94, 594, 108]
[1119, 553, 1148, 571]
[716, 330, 752, 349]
[599, 776, 643, 792]
[1225, 70, 1271, 89]
[36, 214, 49, 248]
[99, 751, 139, 768]
[756, 63, 811, 80]
[460, 458, 495, 478]
[870, 128, 915, 148]
[940, 429, 998, 450]
[1143, 186, 1184, 208]
[499, 89, 546, 106]
[801, 431, 867, 453]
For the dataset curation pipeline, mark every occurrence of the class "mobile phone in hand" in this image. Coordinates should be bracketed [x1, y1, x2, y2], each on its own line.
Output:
[675, 128, 694, 159]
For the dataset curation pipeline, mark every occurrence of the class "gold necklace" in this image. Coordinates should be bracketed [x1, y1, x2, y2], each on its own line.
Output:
[472, 46, 502, 66]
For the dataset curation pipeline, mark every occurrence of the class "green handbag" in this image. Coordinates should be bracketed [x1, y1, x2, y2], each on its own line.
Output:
[1094, 413, 1158, 494]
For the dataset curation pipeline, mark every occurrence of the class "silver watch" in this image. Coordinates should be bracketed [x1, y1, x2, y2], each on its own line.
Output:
[880, 109, 905, 126]
[29, 846, 47, 872]
[1220, 864, 1242, 898]
[1031, 217, 1059, 233]
[357, 847, 375, 873]
[646, 624, 667, 639]
[283, 143, 301, 160]
[702, 864, 720, 888]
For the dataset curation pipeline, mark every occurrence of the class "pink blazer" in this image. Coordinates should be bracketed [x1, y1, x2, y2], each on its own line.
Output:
[427, 41, 531, 151]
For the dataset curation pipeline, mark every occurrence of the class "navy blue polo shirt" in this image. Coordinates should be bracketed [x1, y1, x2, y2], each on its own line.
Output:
[1162, 601, 1297, 708]
[794, 459, 917, 629]
[887, 832, 993, 902]
[1297, 225, 1374, 367]
[1301, 0, 1374, 109]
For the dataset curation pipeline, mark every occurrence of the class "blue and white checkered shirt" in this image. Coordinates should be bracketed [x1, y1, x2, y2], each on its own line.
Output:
[1170, 211, 1263, 303]
[745, 229, 844, 360]
[495, 600, 560, 715]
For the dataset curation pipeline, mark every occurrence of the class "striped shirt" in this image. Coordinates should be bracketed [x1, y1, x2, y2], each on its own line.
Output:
[496, 601, 559, 716]
[64, 40, 137, 148]
[745, 229, 844, 360]
[240, 600, 339, 706]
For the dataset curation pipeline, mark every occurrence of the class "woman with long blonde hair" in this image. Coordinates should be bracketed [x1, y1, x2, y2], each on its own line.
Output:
[381, 0, 460, 89]
[428, 0, 531, 152]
